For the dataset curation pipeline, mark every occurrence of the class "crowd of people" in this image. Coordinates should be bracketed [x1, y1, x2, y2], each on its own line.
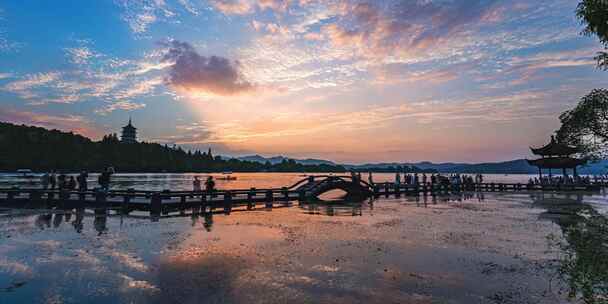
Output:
[36, 169, 604, 193]
[39, 167, 114, 191]
[365, 172, 484, 188]
[38, 168, 220, 193]
[528, 175, 592, 186]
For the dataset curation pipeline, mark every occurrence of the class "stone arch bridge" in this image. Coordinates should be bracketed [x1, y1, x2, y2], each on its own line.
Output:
[289, 175, 374, 200]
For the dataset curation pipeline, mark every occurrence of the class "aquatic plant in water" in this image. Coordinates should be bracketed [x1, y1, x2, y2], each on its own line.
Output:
[551, 208, 608, 303]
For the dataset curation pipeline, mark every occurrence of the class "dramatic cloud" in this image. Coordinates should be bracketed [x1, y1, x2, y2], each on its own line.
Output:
[1, 0, 602, 162]
[161, 40, 253, 95]
[322, 0, 501, 58]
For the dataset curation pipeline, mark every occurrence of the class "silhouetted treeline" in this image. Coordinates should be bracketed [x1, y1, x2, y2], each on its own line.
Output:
[0, 122, 347, 173]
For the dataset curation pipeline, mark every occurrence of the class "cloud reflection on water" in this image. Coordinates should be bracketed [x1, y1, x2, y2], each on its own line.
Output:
[0, 190, 605, 303]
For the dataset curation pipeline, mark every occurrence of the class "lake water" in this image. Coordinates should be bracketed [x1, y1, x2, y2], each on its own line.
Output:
[0, 173, 607, 303]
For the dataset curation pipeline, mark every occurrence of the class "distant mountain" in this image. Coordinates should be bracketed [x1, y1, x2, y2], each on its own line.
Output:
[408, 159, 536, 174]
[252, 156, 608, 175]
[347, 159, 608, 175]
[235, 155, 336, 166]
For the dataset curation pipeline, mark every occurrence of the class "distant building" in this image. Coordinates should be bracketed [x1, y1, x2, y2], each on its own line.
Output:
[121, 118, 138, 144]
[527, 135, 586, 178]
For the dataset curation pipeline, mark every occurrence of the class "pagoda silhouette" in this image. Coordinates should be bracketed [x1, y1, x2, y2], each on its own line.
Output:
[120, 117, 138, 144]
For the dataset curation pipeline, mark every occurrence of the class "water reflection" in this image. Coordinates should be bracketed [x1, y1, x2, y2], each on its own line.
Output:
[94, 209, 108, 236]
[189, 211, 214, 232]
[73, 208, 84, 233]
[299, 199, 373, 217]
[531, 192, 608, 302]
[35, 213, 52, 229]
[2, 189, 606, 303]
[13, 191, 493, 237]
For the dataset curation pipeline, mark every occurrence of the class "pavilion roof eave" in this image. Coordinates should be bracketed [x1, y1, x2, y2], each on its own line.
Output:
[530, 136, 580, 156]
[526, 157, 587, 169]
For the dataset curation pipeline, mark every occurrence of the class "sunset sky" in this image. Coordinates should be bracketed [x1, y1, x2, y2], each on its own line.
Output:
[0, 0, 606, 163]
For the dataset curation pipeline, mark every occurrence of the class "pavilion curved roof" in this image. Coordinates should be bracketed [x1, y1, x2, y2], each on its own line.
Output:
[526, 157, 587, 169]
[530, 136, 579, 156]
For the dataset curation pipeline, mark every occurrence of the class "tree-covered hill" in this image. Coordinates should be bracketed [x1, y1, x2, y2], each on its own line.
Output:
[0, 122, 347, 173]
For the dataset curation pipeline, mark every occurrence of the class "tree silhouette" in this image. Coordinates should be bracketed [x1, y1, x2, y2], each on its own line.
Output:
[0, 122, 347, 173]
[577, 0, 608, 69]
[558, 89, 608, 159]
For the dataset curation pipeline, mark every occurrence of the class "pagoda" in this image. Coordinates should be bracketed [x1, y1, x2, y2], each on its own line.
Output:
[527, 135, 586, 178]
[121, 117, 138, 144]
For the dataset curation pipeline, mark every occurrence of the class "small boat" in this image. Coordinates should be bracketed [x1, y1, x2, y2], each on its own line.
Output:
[218, 172, 237, 181]
[16, 169, 36, 178]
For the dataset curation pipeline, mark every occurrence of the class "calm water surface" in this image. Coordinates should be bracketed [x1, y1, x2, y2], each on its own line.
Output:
[0, 173, 607, 303]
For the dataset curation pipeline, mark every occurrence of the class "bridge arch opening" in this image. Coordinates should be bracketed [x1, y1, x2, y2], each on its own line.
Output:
[317, 189, 348, 201]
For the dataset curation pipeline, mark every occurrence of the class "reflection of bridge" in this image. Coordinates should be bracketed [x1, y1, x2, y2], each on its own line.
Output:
[0, 175, 603, 217]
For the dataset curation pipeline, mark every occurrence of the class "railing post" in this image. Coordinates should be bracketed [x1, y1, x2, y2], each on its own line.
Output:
[200, 190, 207, 209]
[180, 195, 187, 215]
[224, 191, 232, 214]
[95, 190, 107, 208]
[7, 187, 18, 205]
[265, 190, 273, 209]
[150, 192, 161, 217]
[29, 189, 42, 205]
[122, 189, 134, 214]
[247, 188, 256, 210]
[79, 189, 86, 204]
[162, 190, 170, 215]
[281, 187, 290, 205]
[47, 190, 55, 207]
[59, 189, 69, 209]
[384, 183, 389, 198]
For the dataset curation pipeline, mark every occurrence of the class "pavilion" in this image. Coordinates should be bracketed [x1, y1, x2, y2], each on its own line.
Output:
[527, 136, 586, 179]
